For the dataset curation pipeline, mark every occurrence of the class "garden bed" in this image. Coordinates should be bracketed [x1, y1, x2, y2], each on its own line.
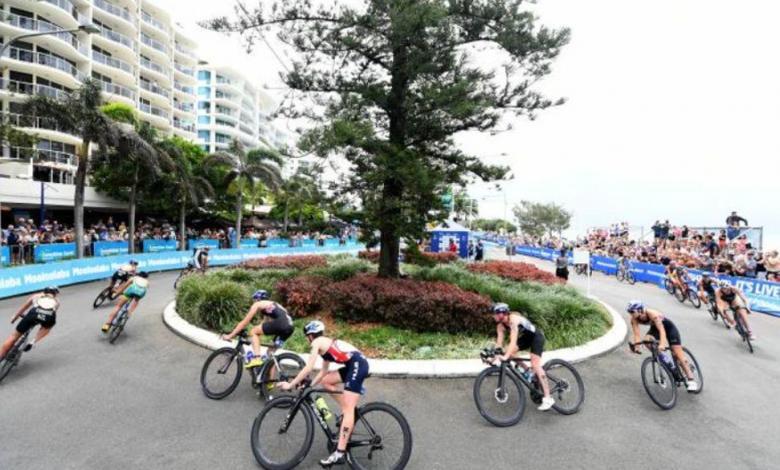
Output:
[175, 255, 611, 359]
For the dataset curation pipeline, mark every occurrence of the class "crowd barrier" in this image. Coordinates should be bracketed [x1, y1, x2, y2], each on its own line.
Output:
[1, 246, 8, 265]
[515, 245, 780, 318]
[0, 243, 363, 299]
[34, 243, 76, 262]
[143, 239, 178, 253]
[93, 241, 129, 257]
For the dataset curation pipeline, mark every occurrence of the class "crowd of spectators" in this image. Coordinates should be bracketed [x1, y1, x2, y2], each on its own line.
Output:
[1, 216, 359, 265]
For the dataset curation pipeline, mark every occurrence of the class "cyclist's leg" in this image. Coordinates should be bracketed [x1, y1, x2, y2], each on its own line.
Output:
[106, 296, 129, 326]
[670, 344, 694, 380]
[734, 305, 752, 334]
[0, 331, 22, 359]
[33, 326, 53, 345]
[716, 298, 735, 324]
[126, 298, 141, 317]
[530, 352, 550, 398]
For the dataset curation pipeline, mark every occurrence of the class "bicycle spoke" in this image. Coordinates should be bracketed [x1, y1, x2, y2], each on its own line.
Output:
[251, 398, 312, 468]
[349, 404, 412, 470]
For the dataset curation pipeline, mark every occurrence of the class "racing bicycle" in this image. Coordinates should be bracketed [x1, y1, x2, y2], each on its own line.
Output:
[705, 295, 731, 329]
[93, 284, 120, 309]
[473, 347, 585, 427]
[729, 306, 754, 354]
[0, 325, 34, 383]
[616, 262, 636, 284]
[106, 301, 133, 344]
[200, 330, 305, 400]
[631, 339, 703, 410]
[251, 379, 413, 469]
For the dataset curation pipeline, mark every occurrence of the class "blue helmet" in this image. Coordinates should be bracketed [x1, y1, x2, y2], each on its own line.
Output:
[492, 303, 510, 315]
[252, 289, 270, 301]
[626, 300, 645, 313]
[129, 259, 139, 266]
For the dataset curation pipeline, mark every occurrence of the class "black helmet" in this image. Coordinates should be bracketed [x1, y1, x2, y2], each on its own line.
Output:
[138, 271, 149, 278]
[43, 286, 60, 296]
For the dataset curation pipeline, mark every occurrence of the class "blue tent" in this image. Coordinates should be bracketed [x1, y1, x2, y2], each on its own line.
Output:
[429, 220, 470, 258]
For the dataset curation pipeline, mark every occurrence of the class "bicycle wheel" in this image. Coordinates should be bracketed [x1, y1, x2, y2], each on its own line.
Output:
[687, 290, 701, 309]
[251, 396, 314, 470]
[674, 288, 686, 303]
[173, 269, 188, 289]
[108, 311, 128, 344]
[348, 402, 413, 470]
[640, 357, 677, 410]
[680, 348, 703, 394]
[473, 366, 526, 427]
[616, 270, 625, 282]
[0, 348, 20, 383]
[543, 359, 585, 415]
[200, 347, 243, 399]
[734, 315, 753, 353]
[258, 353, 305, 400]
[707, 303, 719, 321]
[627, 271, 636, 285]
[93, 287, 111, 309]
[664, 279, 675, 294]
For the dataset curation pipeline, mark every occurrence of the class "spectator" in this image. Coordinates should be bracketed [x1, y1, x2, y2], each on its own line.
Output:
[475, 241, 484, 261]
[555, 248, 569, 281]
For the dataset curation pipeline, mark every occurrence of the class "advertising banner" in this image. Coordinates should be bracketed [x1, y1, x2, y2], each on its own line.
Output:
[1, 246, 9, 265]
[143, 239, 178, 253]
[93, 241, 129, 257]
[187, 239, 220, 250]
[34, 243, 76, 263]
[240, 238, 258, 248]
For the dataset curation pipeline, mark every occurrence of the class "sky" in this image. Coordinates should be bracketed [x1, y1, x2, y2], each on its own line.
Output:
[157, 0, 780, 248]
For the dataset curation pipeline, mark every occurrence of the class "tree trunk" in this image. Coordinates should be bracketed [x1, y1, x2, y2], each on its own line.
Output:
[297, 204, 303, 228]
[235, 185, 243, 248]
[283, 199, 289, 233]
[378, 220, 401, 278]
[127, 164, 138, 254]
[73, 142, 89, 258]
[179, 200, 187, 251]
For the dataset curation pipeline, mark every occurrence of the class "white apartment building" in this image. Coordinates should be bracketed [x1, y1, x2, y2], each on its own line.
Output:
[0, 0, 198, 209]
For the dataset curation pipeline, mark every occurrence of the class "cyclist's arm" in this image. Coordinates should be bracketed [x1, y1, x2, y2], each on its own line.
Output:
[289, 338, 325, 388]
[630, 316, 642, 346]
[310, 360, 330, 388]
[224, 304, 259, 340]
[500, 316, 520, 360]
[736, 290, 750, 309]
[12, 296, 34, 321]
[648, 311, 669, 349]
[495, 323, 506, 350]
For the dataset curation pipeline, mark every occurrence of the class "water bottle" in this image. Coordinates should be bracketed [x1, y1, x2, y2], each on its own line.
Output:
[522, 369, 534, 382]
[243, 348, 255, 365]
[273, 337, 285, 349]
[659, 351, 676, 371]
[314, 396, 333, 422]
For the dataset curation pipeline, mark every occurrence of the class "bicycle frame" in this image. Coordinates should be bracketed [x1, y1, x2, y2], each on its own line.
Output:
[219, 333, 286, 386]
[636, 340, 686, 385]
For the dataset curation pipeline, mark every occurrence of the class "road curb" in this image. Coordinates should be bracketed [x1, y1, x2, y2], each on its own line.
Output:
[162, 296, 626, 378]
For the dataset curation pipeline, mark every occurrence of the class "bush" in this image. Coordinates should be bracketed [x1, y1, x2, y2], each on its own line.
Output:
[239, 255, 328, 271]
[274, 275, 331, 317]
[215, 268, 299, 294]
[468, 260, 563, 285]
[359, 249, 458, 266]
[307, 257, 374, 281]
[325, 274, 494, 334]
[176, 275, 250, 332]
[358, 251, 380, 263]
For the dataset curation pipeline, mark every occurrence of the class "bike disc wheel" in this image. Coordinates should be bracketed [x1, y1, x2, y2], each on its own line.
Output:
[348, 402, 413, 470]
[640, 357, 677, 410]
[688, 290, 701, 309]
[473, 366, 526, 427]
[258, 352, 305, 401]
[93, 287, 110, 309]
[251, 396, 314, 470]
[680, 348, 703, 394]
[200, 347, 243, 399]
[544, 359, 585, 415]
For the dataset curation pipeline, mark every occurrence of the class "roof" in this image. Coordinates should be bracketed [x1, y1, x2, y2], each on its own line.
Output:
[429, 220, 470, 233]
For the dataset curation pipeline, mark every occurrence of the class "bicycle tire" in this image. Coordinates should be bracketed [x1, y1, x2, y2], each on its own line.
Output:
[257, 352, 305, 401]
[627, 271, 636, 285]
[0, 347, 20, 383]
[93, 287, 111, 309]
[664, 279, 675, 294]
[251, 396, 314, 470]
[200, 347, 243, 399]
[733, 314, 754, 353]
[707, 303, 719, 321]
[688, 290, 701, 309]
[680, 347, 703, 394]
[544, 359, 585, 415]
[473, 366, 526, 427]
[640, 357, 677, 410]
[616, 270, 625, 282]
[108, 310, 128, 344]
[674, 288, 686, 303]
[348, 402, 413, 470]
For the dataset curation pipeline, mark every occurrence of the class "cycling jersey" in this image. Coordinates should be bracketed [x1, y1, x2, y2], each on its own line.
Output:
[123, 276, 149, 300]
[190, 249, 208, 269]
[16, 295, 58, 334]
[321, 340, 357, 364]
[700, 278, 716, 295]
[320, 340, 368, 394]
[112, 265, 134, 284]
[260, 304, 294, 343]
[719, 288, 737, 303]
[263, 303, 290, 320]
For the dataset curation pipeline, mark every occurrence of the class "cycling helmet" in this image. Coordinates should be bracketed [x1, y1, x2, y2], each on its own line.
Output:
[492, 303, 510, 315]
[138, 271, 149, 278]
[626, 300, 645, 313]
[303, 320, 325, 336]
[129, 260, 139, 266]
[252, 289, 270, 301]
[718, 280, 731, 288]
[701, 271, 712, 278]
[43, 286, 60, 296]
[203, 246, 210, 252]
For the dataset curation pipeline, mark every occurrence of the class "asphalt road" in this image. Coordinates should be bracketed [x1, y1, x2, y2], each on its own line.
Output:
[1, 253, 778, 470]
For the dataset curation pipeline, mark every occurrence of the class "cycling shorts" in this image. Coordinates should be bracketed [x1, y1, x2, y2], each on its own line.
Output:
[16, 308, 56, 333]
[112, 271, 129, 284]
[517, 330, 545, 356]
[647, 319, 681, 346]
[123, 284, 147, 300]
[261, 315, 294, 342]
[338, 353, 369, 395]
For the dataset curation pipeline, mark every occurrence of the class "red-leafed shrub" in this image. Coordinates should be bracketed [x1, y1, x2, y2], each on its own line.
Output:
[240, 255, 328, 271]
[358, 250, 458, 266]
[274, 275, 331, 317]
[325, 274, 493, 334]
[468, 261, 563, 285]
[358, 251, 380, 263]
[420, 252, 459, 264]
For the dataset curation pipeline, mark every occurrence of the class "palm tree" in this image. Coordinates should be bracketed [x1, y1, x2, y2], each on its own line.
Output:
[205, 139, 282, 247]
[277, 172, 317, 232]
[159, 139, 214, 250]
[22, 79, 130, 257]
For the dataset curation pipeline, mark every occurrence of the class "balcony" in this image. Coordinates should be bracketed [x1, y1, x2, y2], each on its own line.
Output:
[5, 13, 85, 55]
[173, 102, 194, 112]
[174, 43, 197, 60]
[98, 80, 135, 100]
[97, 26, 135, 51]
[173, 120, 196, 133]
[215, 106, 236, 117]
[141, 11, 169, 35]
[139, 102, 170, 119]
[140, 80, 170, 99]
[140, 56, 168, 76]
[3, 146, 76, 167]
[93, 0, 133, 23]
[141, 33, 168, 54]
[92, 50, 133, 75]
[174, 64, 194, 76]
[6, 113, 68, 134]
[41, 0, 76, 16]
[1, 79, 70, 100]
[6, 47, 83, 80]
[174, 84, 194, 95]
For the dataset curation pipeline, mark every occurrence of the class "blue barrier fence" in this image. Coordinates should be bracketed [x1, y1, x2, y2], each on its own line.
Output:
[0, 244, 363, 299]
[515, 245, 780, 317]
[143, 239, 178, 253]
[187, 239, 220, 250]
[1, 246, 9, 266]
[34, 243, 76, 263]
[93, 241, 129, 257]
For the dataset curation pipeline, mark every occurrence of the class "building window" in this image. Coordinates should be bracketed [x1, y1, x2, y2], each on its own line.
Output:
[198, 70, 211, 81]
[198, 115, 210, 124]
[197, 101, 211, 111]
[198, 130, 210, 141]
[197, 86, 211, 97]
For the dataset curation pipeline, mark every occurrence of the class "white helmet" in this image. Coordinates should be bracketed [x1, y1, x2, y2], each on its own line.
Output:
[303, 320, 325, 336]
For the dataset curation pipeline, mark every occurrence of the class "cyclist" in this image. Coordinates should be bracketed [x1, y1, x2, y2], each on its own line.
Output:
[280, 320, 370, 468]
[190, 246, 209, 273]
[616, 250, 631, 276]
[491, 303, 554, 411]
[109, 260, 138, 295]
[626, 301, 698, 392]
[715, 280, 754, 340]
[222, 290, 294, 369]
[101, 272, 149, 333]
[668, 262, 689, 294]
[0, 287, 60, 360]
[697, 272, 719, 307]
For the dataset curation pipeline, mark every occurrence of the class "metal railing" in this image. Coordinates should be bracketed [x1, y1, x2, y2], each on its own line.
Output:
[173, 102, 194, 112]
[174, 84, 195, 94]
[5, 113, 68, 133]
[97, 26, 135, 50]
[6, 47, 82, 79]
[91, 50, 133, 75]
[93, 0, 132, 22]
[141, 10, 168, 34]
[140, 33, 168, 54]
[98, 80, 135, 100]
[5, 13, 83, 53]
[174, 63, 194, 76]
[41, 0, 76, 15]
[139, 80, 170, 99]
[2, 146, 76, 166]
[1, 79, 70, 100]
[139, 102, 170, 119]
[140, 56, 167, 76]
[173, 120, 196, 132]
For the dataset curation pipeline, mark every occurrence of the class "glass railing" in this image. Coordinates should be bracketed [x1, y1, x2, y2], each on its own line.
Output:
[140, 81, 170, 99]
[215, 107, 235, 117]
[141, 11, 168, 34]
[174, 64, 194, 76]
[139, 102, 170, 119]
[98, 80, 135, 100]
[239, 125, 254, 136]
[2, 79, 70, 100]
[1, 146, 75, 166]
[92, 50, 133, 74]
[42, 0, 76, 16]
[174, 84, 195, 94]
[141, 33, 168, 54]
[174, 43, 197, 59]
[6, 13, 82, 53]
[215, 91, 233, 100]
[7, 47, 81, 79]
[173, 121, 196, 132]
[174, 102, 194, 112]
[98, 26, 135, 50]
[6, 113, 67, 133]
[140, 56, 167, 76]
[94, 0, 132, 22]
